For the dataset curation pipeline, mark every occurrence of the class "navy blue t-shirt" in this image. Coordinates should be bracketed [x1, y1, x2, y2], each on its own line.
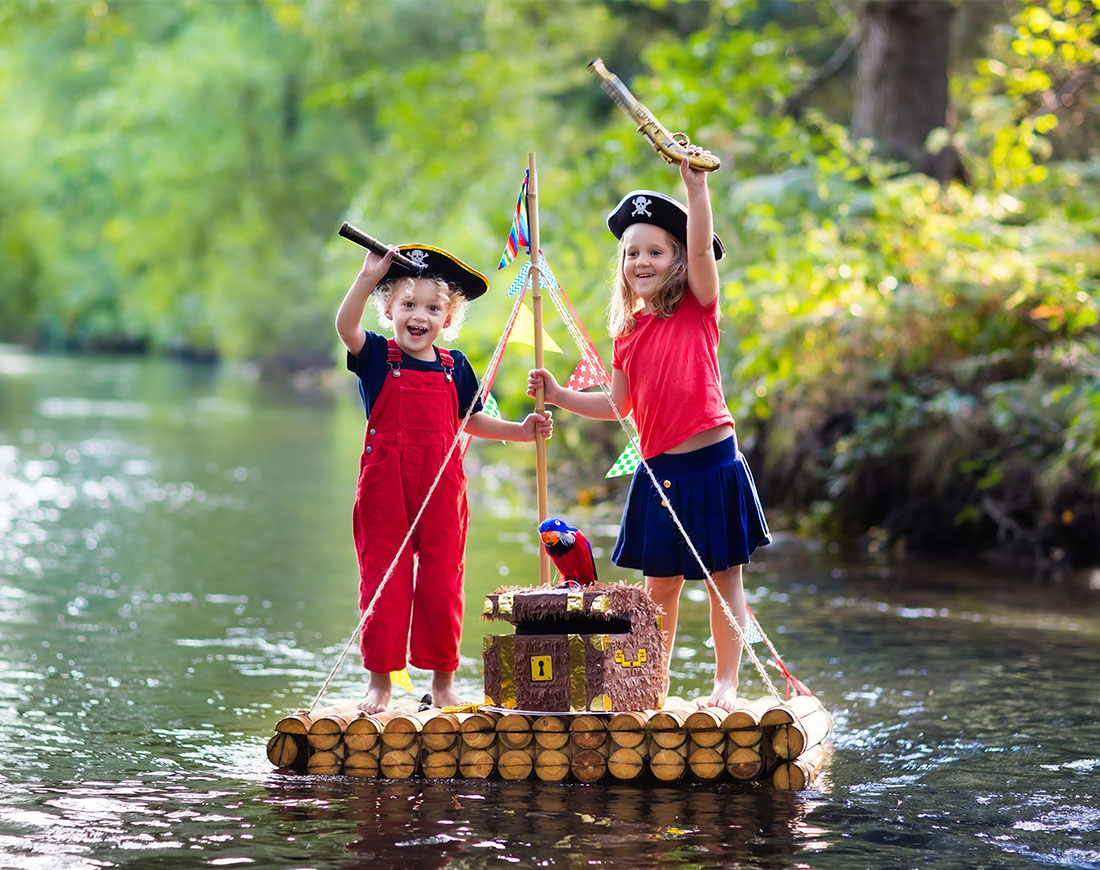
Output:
[346, 331, 484, 421]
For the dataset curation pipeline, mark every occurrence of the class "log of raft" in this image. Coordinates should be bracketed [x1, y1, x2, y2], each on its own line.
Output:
[534, 748, 571, 781]
[266, 732, 306, 770]
[687, 745, 725, 781]
[266, 694, 832, 789]
[569, 714, 608, 752]
[684, 708, 724, 748]
[497, 713, 534, 751]
[571, 748, 607, 783]
[532, 715, 569, 750]
[725, 745, 764, 780]
[772, 702, 832, 760]
[459, 711, 499, 750]
[608, 711, 648, 750]
[308, 712, 353, 751]
[344, 713, 383, 752]
[382, 710, 437, 751]
[344, 749, 380, 778]
[607, 745, 645, 781]
[422, 750, 458, 779]
[772, 742, 831, 791]
[498, 748, 535, 780]
[458, 747, 497, 779]
[380, 746, 419, 779]
[421, 712, 464, 752]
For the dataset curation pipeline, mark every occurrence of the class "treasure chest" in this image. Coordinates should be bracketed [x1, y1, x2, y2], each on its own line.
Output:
[481, 583, 665, 713]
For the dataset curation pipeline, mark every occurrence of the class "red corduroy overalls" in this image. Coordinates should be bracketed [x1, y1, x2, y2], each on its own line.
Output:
[353, 339, 469, 674]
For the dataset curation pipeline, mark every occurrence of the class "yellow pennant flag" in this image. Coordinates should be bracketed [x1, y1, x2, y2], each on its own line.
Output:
[510, 302, 562, 352]
[391, 669, 415, 692]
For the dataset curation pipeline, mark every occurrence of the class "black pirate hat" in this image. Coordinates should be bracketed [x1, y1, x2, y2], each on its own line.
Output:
[607, 190, 725, 261]
[382, 245, 489, 300]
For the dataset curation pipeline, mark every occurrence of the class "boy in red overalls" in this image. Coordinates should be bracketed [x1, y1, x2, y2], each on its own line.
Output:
[336, 244, 552, 713]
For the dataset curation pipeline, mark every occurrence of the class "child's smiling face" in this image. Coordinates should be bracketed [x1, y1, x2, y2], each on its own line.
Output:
[622, 223, 676, 304]
[386, 279, 453, 360]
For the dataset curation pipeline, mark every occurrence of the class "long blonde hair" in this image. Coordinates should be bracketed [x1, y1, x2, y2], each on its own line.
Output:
[606, 228, 689, 337]
[372, 276, 468, 342]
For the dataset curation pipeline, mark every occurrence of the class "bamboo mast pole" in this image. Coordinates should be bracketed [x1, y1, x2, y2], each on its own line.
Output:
[527, 151, 551, 587]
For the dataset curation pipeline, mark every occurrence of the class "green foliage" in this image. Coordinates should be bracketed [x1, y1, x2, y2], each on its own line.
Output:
[1, 0, 1097, 563]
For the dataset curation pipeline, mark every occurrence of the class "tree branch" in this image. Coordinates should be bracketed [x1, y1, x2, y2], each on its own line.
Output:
[785, 26, 862, 118]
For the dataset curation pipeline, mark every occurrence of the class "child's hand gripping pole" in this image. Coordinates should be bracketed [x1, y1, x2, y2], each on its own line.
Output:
[338, 222, 424, 273]
[587, 58, 721, 172]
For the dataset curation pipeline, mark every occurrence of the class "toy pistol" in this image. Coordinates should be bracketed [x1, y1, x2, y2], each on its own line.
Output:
[587, 57, 720, 172]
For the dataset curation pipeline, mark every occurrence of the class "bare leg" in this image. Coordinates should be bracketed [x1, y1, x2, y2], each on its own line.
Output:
[430, 671, 463, 709]
[705, 565, 746, 711]
[646, 575, 685, 700]
[358, 670, 392, 713]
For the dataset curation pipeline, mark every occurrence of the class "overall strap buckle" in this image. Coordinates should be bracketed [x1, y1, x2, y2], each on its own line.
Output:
[438, 347, 455, 383]
[386, 339, 402, 377]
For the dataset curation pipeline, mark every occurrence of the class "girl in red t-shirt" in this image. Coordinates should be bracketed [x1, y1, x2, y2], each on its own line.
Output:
[528, 152, 769, 711]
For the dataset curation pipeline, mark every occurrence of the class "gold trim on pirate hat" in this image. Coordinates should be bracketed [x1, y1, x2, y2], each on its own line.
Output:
[382, 244, 489, 300]
[607, 190, 725, 261]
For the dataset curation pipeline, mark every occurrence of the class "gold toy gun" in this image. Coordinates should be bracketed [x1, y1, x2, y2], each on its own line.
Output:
[338, 222, 424, 273]
[587, 57, 721, 172]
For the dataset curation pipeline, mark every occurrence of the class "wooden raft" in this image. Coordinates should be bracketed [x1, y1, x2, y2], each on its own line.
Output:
[266, 693, 832, 791]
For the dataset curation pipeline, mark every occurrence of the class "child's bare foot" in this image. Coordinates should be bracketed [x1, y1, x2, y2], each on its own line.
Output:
[705, 679, 738, 711]
[431, 672, 464, 708]
[357, 672, 392, 714]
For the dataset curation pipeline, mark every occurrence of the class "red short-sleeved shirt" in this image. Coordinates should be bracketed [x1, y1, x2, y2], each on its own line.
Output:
[612, 290, 734, 459]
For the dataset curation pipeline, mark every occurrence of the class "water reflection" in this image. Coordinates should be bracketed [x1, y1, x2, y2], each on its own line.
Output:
[260, 778, 830, 869]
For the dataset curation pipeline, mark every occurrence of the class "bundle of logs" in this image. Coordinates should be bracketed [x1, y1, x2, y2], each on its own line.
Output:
[267, 693, 832, 791]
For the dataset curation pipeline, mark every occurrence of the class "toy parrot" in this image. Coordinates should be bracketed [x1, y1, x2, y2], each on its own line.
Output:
[538, 517, 599, 587]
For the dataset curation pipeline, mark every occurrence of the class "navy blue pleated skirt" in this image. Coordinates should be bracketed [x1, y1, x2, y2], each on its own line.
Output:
[611, 435, 771, 580]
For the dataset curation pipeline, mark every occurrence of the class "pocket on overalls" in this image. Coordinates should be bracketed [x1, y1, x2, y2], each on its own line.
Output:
[398, 387, 445, 432]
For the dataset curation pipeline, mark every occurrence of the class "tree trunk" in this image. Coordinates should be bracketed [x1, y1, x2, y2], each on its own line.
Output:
[852, 0, 963, 181]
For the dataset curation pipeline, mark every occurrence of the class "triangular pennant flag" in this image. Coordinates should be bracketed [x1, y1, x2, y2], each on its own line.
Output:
[391, 668, 415, 692]
[535, 250, 560, 289]
[605, 438, 642, 478]
[509, 302, 563, 352]
[498, 170, 531, 270]
[507, 259, 531, 297]
[706, 619, 763, 645]
[482, 391, 501, 419]
[565, 345, 610, 390]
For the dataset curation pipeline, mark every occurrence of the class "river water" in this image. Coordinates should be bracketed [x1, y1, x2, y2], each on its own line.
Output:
[1, 348, 1098, 869]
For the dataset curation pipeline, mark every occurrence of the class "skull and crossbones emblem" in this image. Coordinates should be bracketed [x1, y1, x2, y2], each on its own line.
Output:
[407, 249, 429, 270]
[630, 196, 653, 218]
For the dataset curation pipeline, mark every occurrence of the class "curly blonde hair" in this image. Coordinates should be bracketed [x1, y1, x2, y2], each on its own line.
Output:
[371, 276, 469, 342]
[606, 228, 689, 338]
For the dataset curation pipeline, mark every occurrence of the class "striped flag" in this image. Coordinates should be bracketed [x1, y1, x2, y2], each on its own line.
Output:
[508, 259, 531, 297]
[497, 170, 531, 269]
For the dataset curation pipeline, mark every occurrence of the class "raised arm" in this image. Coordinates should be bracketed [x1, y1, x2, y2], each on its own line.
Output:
[336, 248, 394, 356]
[680, 150, 720, 307]
[527, 367, 631, 421]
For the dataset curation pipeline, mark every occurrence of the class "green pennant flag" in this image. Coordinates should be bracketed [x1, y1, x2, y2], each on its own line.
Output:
[605, 438, 641, 478]
[483, 392, 501, 419]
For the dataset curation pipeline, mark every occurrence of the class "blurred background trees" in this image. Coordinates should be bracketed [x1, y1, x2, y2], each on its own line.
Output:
[1, 0, 1097, 567]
